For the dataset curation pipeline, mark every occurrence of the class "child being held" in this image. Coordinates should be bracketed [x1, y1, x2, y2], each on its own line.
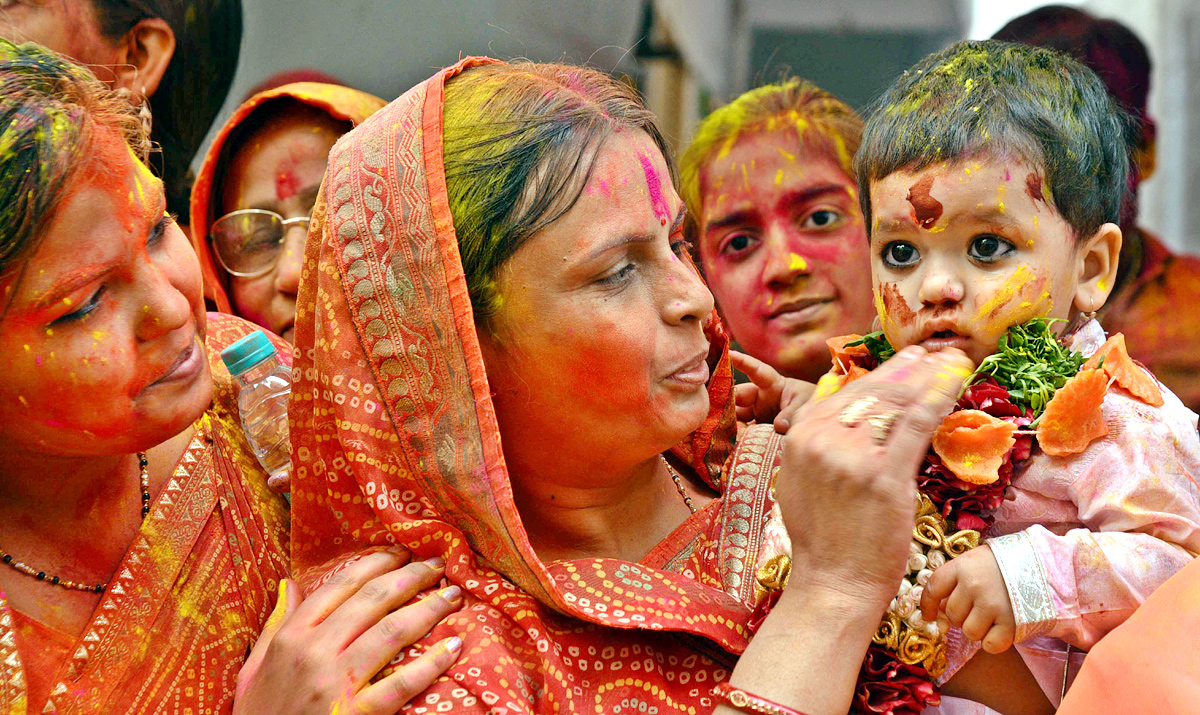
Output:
[735, 39, 1200, 713]
[849, 40, 1200, 709]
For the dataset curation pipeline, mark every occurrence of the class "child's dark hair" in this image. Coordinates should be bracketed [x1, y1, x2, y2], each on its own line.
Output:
[856, 40, 1131, 240]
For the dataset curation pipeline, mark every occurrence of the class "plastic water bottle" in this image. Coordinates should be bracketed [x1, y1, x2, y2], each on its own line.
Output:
[221, 331, 291, 492]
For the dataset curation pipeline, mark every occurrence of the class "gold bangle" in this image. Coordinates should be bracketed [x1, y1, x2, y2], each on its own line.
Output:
[711, 682, 810, 715]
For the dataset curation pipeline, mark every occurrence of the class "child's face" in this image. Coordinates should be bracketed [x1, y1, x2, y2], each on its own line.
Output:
[868, 157, 1104, 365]
[0, 129, 211, 456]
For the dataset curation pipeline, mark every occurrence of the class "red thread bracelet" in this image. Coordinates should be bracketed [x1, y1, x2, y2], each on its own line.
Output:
[711, 682, 810, 715]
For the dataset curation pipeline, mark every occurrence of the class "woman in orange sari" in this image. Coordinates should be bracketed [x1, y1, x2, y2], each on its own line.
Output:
[190, 82, 385, 343]
[287, 58, 1025, 714]
[1056, 555, 1200, 714]
[0, 41, 460, 715]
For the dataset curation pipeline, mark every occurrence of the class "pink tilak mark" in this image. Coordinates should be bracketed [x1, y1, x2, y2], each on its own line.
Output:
[638, 153, 670, 223]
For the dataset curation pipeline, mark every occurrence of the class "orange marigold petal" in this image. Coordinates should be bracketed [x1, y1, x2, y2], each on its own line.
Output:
[845, 364, 870, 383]
[1082, 333, 1163, 407]
[1037, 368, 1109, 456]
[827, 334, 869, 375]
[932, 409, 1017, 485]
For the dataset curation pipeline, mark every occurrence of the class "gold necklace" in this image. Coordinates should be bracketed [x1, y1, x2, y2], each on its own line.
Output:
[0, 453, 150, 593]
[660, 455, 697, 514]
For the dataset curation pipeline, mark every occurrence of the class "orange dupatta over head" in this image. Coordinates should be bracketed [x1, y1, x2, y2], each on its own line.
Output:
[189, 82, 386, 313]
[289, 59, 788, 712]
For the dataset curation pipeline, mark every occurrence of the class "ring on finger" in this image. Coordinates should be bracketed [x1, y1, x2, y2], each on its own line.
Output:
[838, 396, 878, 426]
[868, 409, 902, 445]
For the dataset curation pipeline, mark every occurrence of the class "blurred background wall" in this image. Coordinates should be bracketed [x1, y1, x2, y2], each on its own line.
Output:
[201, 0, 1198, 252]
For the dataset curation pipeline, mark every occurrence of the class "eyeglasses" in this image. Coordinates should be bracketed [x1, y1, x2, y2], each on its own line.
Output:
[210, 208, 311, 278]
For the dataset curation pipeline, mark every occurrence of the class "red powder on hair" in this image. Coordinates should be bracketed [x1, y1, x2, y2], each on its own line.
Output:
[906, 175, 942, 229]
[880, 282, 917, 326]
[1025, 173, 1044, 203]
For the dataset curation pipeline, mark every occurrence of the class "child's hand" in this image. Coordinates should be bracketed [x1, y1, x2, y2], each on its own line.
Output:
[920, 545, 1016, 654]
[731, 351, 815, 433]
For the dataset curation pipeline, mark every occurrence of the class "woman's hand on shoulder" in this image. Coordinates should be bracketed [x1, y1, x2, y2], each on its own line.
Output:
[731, 351, 814, 432]
[233, 548, 464, 715]
[774, 347, 974, 606]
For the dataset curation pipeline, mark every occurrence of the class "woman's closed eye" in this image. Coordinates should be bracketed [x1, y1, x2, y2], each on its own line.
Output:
[968, 235, 1016, 263]
[52, 286, 106, 325]
[147, 213, 177, 249]
[881, 240, 920, 268]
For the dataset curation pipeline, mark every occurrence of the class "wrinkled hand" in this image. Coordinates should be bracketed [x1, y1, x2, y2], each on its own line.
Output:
[921, 545, 1016, 654]
[234, 548, 463, 715]
[731, 350, 815, 432]
[773, 347, 975, 606]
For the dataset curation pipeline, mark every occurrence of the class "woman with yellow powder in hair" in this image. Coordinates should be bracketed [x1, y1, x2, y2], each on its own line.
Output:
[0, 41, 460, 715]
[677, 79, 877, 398]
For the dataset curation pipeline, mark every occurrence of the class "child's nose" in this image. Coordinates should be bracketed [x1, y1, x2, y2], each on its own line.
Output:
[918, 271, 965, 306]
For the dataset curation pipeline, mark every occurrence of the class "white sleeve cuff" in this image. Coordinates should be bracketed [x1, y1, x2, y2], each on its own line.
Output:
[988, 531, 1056, 641]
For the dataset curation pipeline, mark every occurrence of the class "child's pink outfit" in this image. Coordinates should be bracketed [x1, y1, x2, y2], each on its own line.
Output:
[933, 319, 1200, 710]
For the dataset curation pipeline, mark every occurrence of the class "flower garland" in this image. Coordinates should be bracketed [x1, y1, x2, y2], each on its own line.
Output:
[817, 319, 1161, 714]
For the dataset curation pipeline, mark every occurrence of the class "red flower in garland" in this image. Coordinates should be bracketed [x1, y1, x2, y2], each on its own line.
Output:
[853, 645, 940, 715]
[919, 378, 1032, 530]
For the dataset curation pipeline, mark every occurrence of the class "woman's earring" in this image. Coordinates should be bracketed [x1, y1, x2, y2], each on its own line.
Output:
[115, 87, 154, 158]
[136, 87, 153, 137]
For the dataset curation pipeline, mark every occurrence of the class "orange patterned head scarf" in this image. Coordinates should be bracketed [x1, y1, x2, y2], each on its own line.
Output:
[189, 82, 386, 313]
[289, 58, 770, 708]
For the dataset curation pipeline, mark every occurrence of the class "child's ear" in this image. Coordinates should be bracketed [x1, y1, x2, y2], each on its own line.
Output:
[1073, 222, 1122, 313]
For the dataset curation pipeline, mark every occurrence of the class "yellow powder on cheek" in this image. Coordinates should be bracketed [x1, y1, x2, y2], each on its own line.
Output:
[874, 290, 895, 335]
[788, 253, 807, 271]
[775, 169, 783, 186]
[978, 269, 1054, 335]
[973, 265, 1034, 322]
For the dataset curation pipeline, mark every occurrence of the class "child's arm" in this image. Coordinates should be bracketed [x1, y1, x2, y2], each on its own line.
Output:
[984, 391, 1200, 649]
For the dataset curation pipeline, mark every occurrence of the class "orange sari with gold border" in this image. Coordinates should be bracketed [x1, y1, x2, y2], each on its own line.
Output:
[0, 314, 290, 715]
[289, 58, 787, 713]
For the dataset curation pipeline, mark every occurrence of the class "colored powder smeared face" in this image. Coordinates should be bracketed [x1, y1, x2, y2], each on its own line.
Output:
[0, 128, 211, 456]
[868, 156, 1085, 365]
[218, 105, 347, 343]
[479, 131, 715, 483]
[696, 127, 874, 382]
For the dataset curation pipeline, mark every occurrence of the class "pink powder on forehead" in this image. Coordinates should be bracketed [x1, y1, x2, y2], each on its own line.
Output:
[638, 153, 670, 224]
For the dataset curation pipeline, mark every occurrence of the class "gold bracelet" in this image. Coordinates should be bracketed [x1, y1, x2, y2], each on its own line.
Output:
[711, 682, 810, 715]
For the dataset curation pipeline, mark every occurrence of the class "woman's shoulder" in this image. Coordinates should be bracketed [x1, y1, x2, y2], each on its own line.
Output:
[203, 312, 293, 411]
[200, 313, 291, 528]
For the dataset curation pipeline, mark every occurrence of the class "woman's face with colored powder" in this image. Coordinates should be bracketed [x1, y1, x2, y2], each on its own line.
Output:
[696, 127, 875, 383]
[218, 106, 345, 342]
[869, 156, 1116, 365]
[0, 129, 211, 456]
[480, 131, 715, 477]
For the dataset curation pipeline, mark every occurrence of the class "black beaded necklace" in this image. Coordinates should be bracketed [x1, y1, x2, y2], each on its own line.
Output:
[0, 453, 150, 593]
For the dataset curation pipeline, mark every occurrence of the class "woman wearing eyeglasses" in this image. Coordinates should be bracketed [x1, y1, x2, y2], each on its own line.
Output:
[190, 82, 386, 342]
